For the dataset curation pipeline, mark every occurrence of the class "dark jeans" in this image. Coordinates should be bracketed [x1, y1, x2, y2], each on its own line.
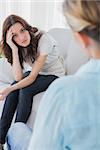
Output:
[0, 71, 58, 144]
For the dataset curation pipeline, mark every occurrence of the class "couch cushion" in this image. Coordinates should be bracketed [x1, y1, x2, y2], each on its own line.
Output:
[48, 28, 88, 75]
[0, 57, 14, 84]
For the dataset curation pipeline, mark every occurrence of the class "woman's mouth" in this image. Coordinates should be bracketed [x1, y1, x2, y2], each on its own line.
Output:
[22, 40, 27, 43]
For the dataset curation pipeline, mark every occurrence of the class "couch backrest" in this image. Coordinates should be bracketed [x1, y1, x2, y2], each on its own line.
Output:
[48, 28, 89, 75]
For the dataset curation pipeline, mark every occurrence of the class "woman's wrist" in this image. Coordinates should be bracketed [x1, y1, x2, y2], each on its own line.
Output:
[8, 86, 14, 92]
[10, 83, 19, 92]
[12, 47, 18, 54]
[9, 85, 16, 93]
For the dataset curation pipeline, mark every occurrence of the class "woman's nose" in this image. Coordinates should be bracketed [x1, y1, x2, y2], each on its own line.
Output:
[19, 34, 25, 41]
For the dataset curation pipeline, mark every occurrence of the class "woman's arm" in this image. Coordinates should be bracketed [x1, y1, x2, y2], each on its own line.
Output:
[11, 54, 47, 91]
[6, 28, 23, 81]
[0, 54, 47, 101]
[12, 49, 23, 81]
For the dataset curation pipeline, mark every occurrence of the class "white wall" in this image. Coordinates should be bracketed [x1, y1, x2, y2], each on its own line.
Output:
[0, 0, 68, 40]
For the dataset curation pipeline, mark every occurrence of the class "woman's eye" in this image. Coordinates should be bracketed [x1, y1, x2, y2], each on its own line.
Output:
[21, 28, 26, 32]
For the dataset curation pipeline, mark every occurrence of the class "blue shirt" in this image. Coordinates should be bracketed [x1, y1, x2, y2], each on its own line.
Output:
[28, 59, 100, 150]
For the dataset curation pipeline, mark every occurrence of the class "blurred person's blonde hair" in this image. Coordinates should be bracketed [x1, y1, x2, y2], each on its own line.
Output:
[63, 0, 100, 43]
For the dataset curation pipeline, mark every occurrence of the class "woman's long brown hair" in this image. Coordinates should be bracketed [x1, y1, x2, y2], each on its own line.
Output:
[1, 14, 43, 68]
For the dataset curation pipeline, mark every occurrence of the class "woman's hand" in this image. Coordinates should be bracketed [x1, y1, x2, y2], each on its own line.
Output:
[6, 28, 18, 52]
[6, 28, 23, 81]
[0, 87, 12, 101]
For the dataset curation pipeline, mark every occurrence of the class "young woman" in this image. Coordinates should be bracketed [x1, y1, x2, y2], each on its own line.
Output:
[0, 14, 65, 149]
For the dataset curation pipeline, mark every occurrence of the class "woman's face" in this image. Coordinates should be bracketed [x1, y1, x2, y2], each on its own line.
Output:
[9, 22, 31, 47]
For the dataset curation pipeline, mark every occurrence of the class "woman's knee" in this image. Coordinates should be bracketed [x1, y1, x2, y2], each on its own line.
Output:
[19, 85, 34, 101]
[19, 88, 31, 102]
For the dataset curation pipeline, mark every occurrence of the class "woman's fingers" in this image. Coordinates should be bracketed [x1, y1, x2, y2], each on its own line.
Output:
[6, 29, 13, 41]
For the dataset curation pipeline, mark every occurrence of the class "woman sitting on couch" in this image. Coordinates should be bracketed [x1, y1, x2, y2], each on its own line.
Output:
[0, 14, 65, 149]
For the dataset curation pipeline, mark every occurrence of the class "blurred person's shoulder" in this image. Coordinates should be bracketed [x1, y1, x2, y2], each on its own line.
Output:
[48, 75, 82, 94]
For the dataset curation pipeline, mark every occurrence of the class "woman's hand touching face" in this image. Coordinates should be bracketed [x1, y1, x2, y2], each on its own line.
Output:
[6, 27, 18, 52]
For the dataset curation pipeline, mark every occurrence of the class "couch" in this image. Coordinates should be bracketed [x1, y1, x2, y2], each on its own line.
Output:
[0, 28, 88, 129]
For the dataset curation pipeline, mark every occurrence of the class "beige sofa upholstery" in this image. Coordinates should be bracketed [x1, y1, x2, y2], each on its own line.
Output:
[0, 28, 88, 129]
